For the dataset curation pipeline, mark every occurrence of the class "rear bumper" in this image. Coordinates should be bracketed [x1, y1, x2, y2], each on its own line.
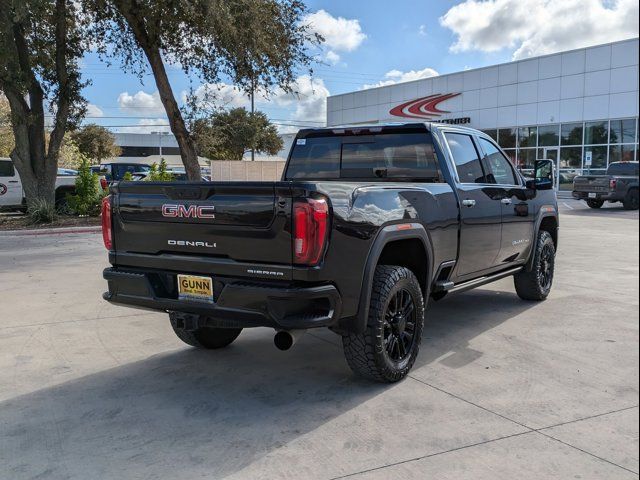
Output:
[572, 190, 620, 201]
[102, 267, 342, 330]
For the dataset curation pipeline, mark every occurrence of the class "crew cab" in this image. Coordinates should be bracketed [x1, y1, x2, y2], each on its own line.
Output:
[0, 158, 77, 210]
[572, 161, 639, 210]
[102, 123, 559, 382]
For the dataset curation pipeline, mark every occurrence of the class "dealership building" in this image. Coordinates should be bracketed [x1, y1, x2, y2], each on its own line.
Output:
[326, 38, 639, 189]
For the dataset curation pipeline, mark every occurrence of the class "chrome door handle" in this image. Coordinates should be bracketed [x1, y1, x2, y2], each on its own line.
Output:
[501, 198, 512, 205]
[462, 199, 476, 207]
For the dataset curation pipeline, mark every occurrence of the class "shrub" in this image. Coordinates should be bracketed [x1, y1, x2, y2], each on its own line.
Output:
[28, 198, 57, 224]
[146, 159, 174, 182]
[66, 157, 105, 215]
[122, 171, 134, 181]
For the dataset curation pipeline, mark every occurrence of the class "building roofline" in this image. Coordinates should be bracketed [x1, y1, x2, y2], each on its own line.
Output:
[327, 37, 640, 99]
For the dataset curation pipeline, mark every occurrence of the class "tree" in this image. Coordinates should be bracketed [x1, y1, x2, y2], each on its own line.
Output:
[193, 108, 283, 161]
[86, 0, 320, 181]
[0, 0, 86, 208]
[68, 124, 121, 163]
[0, 93, 13, 156]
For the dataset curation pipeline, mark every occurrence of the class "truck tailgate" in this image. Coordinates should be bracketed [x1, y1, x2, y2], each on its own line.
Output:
[573, 175, 610, 192]
[112, 182, 292, 266]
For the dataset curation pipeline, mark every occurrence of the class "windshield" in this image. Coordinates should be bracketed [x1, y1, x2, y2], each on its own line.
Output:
[285, 131, 442, 181]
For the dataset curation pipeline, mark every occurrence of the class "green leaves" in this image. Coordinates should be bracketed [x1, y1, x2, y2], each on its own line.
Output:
[192, 108, 284, 161]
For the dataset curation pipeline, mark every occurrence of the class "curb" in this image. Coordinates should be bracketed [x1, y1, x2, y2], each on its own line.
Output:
[0, 226, 101, 236]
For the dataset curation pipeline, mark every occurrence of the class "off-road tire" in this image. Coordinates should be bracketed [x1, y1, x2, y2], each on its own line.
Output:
[514, 230, 556, 301]
[342, 265, 425, 383]
[169, 313, 242, 349]
[586, 199, 604, 209]
[623, 189, 639, 210]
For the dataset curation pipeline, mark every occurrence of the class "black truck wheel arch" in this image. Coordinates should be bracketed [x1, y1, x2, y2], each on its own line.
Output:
[346, 223, 433, 334]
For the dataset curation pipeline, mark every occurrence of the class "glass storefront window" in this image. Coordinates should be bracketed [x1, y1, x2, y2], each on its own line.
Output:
[481, 129, 498, 141]
[558, 170, 581, 191]
[560, 147, 582, 169]
[561, 123, 583, 145]
[502, 149, 517, 167]
[609, 118, 636, 144]
[518, 126, 537, 148]
[518, 148, 537, 170]
[498, 128, 517, 149]
[538, 124, 559, 147]
[609, 144, 636, 163]
[583, 145, 607, 170]
[584, 121, 608, 145]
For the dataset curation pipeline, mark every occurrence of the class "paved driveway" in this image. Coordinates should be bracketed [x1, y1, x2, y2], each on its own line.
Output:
[0, 200, 638, 479]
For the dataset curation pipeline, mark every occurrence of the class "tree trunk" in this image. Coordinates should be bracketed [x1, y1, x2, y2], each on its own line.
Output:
[113, 1, 202, 182]
[144, 47, 202, 181]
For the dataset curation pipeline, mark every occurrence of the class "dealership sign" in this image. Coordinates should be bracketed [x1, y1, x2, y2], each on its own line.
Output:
[389, 93, 470, 124]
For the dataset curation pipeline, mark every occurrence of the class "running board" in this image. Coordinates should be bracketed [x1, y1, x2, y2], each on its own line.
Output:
[448, 267, 524, 295]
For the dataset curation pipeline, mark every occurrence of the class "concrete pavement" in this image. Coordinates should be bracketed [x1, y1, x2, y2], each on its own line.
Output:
[0, 199, 637, 479]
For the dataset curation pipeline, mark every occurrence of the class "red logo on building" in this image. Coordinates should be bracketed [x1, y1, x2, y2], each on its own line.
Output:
[389, 93, 461, 119]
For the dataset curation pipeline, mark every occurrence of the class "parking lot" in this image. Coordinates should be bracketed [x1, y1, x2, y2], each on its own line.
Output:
[0, 199, 638, 480]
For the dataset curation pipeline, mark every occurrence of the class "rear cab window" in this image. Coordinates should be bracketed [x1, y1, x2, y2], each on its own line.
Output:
[285, 128, 443, 182]
[607, 162, 639, 176]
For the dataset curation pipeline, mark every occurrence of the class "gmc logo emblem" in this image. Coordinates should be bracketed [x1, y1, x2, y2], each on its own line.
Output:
[162, 204, 215, 219]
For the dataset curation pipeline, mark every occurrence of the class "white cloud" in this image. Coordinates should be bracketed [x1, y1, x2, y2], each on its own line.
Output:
[120, 118, 171, 134]
[117, 90, 165, 116]
[418, 24, 427, 36]
[270, 75, 330, 125]
[188, 75, 330, 127]
[324, 50, 341, 65]
[302, 9, 366, 65]
[440, 0, 639, 59]
[86, 103, 104, 118]
[362, 67, 440, 89]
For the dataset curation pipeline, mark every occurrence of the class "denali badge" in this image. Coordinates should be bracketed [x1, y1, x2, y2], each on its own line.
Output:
[162, 204, 215, 219]
[168, 240, 216, 248]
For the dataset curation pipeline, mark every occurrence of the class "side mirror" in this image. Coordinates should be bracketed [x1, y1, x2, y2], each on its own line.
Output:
[526, 159, 554, 190]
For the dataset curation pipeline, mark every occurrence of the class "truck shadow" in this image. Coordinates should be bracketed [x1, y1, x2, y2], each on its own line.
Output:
[0, 288, 537, 479]
[416, 288, 538, 370]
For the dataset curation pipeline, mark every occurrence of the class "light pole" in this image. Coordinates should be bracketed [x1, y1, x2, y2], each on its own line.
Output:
[151, 131, 170, 158]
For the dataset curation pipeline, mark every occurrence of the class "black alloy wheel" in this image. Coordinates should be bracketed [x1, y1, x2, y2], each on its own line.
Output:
[383, 288, 417, 363]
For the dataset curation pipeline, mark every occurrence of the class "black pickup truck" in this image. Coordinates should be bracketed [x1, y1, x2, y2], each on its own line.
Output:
[102, 123, 559, 382]
[572, 161, 639, 210]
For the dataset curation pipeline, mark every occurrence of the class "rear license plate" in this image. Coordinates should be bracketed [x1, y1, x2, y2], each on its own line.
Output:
[177, 274, 214, 302]
[588, 193, 598, 198]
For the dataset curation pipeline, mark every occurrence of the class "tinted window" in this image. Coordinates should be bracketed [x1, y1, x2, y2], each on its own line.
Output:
[285, 132, 440, 180]
[607, 162, 639, 176]
[0, 160, 15, 177]
[112, 164, 151, 180]
[340, 133, 440, 179]
[445, 133, 486, 184]
[286, 137, 341, 179]
[479, 137, 518, 185]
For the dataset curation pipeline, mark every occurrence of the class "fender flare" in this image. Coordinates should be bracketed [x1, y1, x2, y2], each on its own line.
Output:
[526, 206, 559, 271]
[352, 223, 434, 333]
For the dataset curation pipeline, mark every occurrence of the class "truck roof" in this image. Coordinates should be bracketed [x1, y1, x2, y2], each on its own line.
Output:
[296, 121, 483, 137]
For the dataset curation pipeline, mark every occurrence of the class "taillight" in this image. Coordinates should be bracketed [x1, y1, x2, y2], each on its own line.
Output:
[293, 197, 329, 266]
[610, 179, 617, 190]
[101, 195, 113, 250]
[100, 177, 108, 190]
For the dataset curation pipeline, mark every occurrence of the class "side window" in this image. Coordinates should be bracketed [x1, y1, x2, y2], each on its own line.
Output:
[444, 132, 486, 184]
[478, 137, 518, 185]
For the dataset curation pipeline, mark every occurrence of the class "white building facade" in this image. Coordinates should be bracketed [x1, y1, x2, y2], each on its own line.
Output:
[327, 38, 639, 190]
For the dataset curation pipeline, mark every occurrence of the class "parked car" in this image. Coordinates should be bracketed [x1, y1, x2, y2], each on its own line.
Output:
[57, 168, 78, 176]
[572, 161, 639, 209]
[101, 123, 559, 382]
[0, 158, 78, 210]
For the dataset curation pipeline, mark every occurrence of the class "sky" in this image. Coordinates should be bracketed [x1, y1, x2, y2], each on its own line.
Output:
[77, 0, 640, 134]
